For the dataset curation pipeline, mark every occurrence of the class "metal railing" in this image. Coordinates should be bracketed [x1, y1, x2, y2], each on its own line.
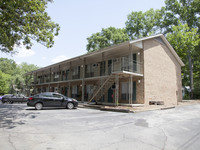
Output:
[33, 57, 142, 85]
[112, 57, 142, 74]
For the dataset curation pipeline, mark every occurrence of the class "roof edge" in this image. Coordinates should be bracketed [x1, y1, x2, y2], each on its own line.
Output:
[130, 34, 184, 67]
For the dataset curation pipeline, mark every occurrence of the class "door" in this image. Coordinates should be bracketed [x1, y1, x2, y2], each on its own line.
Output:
[52, 93, 63, 106]
[65, 87, 68, 97]
[132, 81, 136, 101]
[107, 88, 113, 103]
[41, 93, 55, 107]
[108, 60, 112, 75]
[133, 54, 137, 72]
[121, 81, 136, 102]
[100, 61, 105, 76]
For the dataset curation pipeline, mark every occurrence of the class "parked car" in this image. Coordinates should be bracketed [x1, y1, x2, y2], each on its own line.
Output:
[2, 94, 28, 104]
[27, 92, 78, 110]
[0, 95, 6, 100]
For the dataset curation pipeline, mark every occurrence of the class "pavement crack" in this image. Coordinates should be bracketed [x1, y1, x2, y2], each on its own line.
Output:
[159, 127, 168, 150]
[8, 134, 17, 150]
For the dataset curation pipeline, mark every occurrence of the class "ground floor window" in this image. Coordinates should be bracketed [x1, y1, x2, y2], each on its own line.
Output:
[72, 85, 78, 98]
[86, 85, 94, 100]
[55, 87, 58, 92]
[121, 81, 136, 101]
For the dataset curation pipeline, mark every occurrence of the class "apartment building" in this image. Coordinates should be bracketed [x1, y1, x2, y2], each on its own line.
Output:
[28, 34, 184, 106]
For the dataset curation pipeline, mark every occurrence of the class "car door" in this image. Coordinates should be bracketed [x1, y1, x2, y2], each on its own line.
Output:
[52, 93, 63, 107]
[41, 93, 55, 107]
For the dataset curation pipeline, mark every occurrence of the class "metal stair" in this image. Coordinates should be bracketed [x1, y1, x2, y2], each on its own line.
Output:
[88, 74, 115, 103]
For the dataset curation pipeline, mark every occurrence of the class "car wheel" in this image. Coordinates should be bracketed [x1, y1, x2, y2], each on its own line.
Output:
[35, 103, 43, 110]
[67, 102, 74, 109]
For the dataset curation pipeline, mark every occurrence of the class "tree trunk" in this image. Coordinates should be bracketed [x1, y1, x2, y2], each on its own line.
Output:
[187, 50, 193, 99]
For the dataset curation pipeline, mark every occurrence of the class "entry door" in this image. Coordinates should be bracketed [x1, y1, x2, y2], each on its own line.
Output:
[108, 88, 113, 103]
[108, 60, 112, 75]
[121, 81, 136, 102]
[65, 87, 68, 96]
[132, 81, 136, 101]
[133, 54, 137, 72]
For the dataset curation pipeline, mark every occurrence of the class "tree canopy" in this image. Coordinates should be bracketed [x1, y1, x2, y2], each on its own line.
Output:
[0, 58, 17, 75]
[0, 71, 11, 94]
[167, 22, 200, 97]
[164, 0, 200, 30]
[0, 58, 39, 95]
[125, 8, 163, 39]
[0, 0, 60, 53]
[86, 27, 129, 52]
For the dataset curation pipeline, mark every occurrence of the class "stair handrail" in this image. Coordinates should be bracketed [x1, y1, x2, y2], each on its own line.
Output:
[88, 74, 113, 103]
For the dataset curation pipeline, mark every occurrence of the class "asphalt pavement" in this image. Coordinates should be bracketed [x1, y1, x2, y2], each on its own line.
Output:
[0, 102, 200, 150]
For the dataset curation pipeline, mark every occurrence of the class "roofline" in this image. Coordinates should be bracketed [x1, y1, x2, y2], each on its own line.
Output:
[27, 34, 184, 74]
[130, 34, 184, 66]
[27, 41, 130, 74]
[159, 35, 184, 66]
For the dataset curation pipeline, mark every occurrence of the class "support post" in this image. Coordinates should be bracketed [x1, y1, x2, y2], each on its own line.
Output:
[129, 44, 133, 72]
[115, 75, 119, 106]
[82, 58, 85, 102]
[129, 75, 133, 104]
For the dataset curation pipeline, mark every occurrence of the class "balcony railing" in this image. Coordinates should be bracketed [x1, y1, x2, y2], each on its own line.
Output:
[33, 57, 142, 85]
[112, 57, 142, 74]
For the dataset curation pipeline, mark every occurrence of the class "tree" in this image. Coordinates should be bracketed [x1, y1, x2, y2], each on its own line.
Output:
[86, 27, 129, 52]
[0, 58, 39, 95]
[164, 0, 200, 30]
[0, 58, 17, 75]
[0, 71, 11, 94]
[166, 22, 200, 98]
[164, 0, 200, 99]
[12, 62, 39, 95]
[0, 0, 60, 53]
[125, 8, 163, 40]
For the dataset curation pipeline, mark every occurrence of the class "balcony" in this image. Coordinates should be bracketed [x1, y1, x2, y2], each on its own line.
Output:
[112, 57, 142, 75]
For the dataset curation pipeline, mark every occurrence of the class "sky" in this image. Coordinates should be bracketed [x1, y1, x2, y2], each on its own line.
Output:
[0, 0, 165, 67]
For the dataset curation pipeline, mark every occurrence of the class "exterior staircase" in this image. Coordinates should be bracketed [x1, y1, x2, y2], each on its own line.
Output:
[88, 74, 115, 103]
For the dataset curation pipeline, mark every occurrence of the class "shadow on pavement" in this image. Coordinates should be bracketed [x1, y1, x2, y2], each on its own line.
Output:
[0, 103, 40, 129]
[26, 107, 78, 110]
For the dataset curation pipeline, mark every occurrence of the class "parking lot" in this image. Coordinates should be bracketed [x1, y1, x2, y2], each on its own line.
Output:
[0, 102, 200, 150]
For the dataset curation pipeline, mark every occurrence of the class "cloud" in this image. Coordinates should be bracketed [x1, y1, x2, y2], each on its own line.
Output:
[14, 44, 35, 58]
[51, 55, 68, 64]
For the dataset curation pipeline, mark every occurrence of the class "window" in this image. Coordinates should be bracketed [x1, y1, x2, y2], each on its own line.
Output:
[121, 81, 136, 101]
[72, 86, 77, 95]
[121, 82, 129, 100]
[72, 85, 79, 98]
[86, 85, 94, 94]
[52, 94, 63, 99]
[66, 69, 69, 80]
[100, 61, 105, 76]
[41, 93, 51, 98]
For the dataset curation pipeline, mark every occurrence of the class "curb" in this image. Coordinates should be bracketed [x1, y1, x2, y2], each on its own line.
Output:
[100, 108, 133, 113]
[78, 104, 176, 113]
[78, 104, 133, 113]
[160, 106, 175, 110]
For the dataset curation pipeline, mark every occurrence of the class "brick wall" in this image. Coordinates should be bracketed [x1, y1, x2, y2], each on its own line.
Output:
[143, 39, 182, 106]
